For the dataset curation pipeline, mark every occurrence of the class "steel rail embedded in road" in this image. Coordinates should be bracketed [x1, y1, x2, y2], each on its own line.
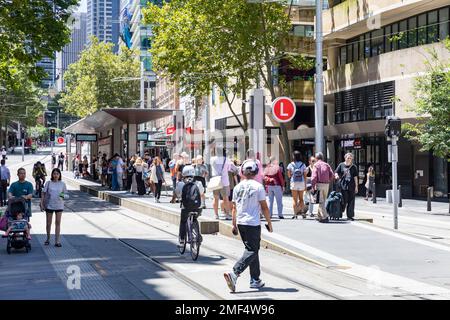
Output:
[65, 198, 344, 300]
[63, 204, 224, 300]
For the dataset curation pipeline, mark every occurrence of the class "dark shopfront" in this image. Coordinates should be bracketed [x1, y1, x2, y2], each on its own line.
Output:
[335, 136, 449, 200]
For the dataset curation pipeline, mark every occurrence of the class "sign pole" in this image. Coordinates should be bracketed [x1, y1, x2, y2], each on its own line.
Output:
[392, 135, 399, 230]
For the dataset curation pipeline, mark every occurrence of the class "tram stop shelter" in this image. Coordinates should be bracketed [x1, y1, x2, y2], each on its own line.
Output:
[63, 108, 175, 169]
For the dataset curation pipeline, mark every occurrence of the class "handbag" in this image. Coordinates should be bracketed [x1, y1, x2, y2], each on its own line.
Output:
[207, 158, 226, 192]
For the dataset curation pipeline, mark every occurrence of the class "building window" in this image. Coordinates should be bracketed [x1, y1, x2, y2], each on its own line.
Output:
[408, 17, 417, 47]
[418, 14, 427, 45]
[428, 11, 439, 43]
[391, 23, 399, 51]
[364, 33, 371, 58]
[339, 46, 346, 66]
[291, 25, 314, 37]
[371, 29, 383, 56]
[399, 20, 408, 49]
[339, 6, 450, 65]
[439, 7, 449, 40]
[359, 35, 364, 60]
[346, 43, 353, 64]
[384, 25, 392, 53]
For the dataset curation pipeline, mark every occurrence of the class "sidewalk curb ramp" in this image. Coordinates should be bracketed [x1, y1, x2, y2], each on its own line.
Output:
[64, 176, 369, 267]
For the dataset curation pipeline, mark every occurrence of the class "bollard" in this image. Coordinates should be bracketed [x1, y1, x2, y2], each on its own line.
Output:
[398, 185, 402, 207]
[372, 183, 377, 203]
[427, 187, 432, 212]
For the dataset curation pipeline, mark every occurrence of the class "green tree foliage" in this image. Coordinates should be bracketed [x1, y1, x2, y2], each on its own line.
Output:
[60, 37, 141, 117]
[0, 0, 78, 85]
[143, 0, 294, 133]
[403, 39, 450, 160]
[144, 0, 310, 166]
[0, 65, 45, 127]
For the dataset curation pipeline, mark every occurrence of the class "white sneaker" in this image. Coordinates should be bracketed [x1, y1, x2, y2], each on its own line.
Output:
[250, 278, 265, 289]
[224, 272, 238, 292]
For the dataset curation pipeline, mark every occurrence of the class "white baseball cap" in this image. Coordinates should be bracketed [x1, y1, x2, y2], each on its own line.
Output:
[241, 159, 259, 175]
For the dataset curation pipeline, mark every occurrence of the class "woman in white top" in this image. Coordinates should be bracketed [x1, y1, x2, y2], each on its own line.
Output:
[40, 168, 68, 247]
[150, 156, 165, 202]
[134, 157, 147, 196]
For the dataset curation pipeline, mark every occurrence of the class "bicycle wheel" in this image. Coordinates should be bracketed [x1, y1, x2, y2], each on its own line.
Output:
[190, 219, 201, 261]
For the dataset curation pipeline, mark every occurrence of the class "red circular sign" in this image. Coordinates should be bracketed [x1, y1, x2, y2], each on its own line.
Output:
[57, 137, 65, 144]
[272, 97, 296, 123]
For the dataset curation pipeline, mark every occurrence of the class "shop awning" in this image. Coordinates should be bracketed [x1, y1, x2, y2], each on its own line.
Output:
[63, 108, 176, 134]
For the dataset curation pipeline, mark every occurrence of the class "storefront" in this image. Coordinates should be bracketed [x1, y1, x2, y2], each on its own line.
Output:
[334, 135, 449, 199]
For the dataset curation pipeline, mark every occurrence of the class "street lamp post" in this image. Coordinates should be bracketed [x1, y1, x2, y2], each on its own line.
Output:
[140, 62, 145, 157]
[315, 0, 325, 154]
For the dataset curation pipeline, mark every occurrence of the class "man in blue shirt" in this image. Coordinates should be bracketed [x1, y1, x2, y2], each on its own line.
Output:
[0, 159, 10, 206]
[8, 167, 33, 218]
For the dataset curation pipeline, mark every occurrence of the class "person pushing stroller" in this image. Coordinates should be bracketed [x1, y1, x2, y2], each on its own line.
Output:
[2, 197, 32, 254]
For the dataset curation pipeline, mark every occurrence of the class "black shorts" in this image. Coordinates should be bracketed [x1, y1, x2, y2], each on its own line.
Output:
[194, 176, 206, 189]
[46, 209, 63, 214]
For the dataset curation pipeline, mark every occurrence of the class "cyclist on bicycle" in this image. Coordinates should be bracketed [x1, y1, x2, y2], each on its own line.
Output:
[32, 161, 47, 197]
[175, 165, 204, 247]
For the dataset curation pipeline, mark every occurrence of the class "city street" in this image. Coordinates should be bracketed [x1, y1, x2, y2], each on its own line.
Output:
[1, 0, 449, 307]
[1, 149, 449, 300]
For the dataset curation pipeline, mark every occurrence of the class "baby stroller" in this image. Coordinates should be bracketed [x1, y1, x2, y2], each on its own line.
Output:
[2, 197, 31, 254]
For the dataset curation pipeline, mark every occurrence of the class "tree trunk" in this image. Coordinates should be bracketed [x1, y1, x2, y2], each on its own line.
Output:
[241, 86, 249, 150]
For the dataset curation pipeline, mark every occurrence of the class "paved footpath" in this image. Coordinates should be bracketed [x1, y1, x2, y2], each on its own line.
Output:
[63, 171, 450, 299]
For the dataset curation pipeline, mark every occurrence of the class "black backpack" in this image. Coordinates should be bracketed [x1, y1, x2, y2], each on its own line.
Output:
[181, 182, 201, 210]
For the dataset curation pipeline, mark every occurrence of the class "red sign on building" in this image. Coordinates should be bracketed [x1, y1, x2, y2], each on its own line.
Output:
[57, 137, 65, 144]
[271, 97, 297, 123]
[166, 126, 176, 135]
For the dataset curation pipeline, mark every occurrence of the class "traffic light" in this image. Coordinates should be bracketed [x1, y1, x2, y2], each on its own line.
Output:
[49, 129, 56, 142]
[385, 116, 401, 138]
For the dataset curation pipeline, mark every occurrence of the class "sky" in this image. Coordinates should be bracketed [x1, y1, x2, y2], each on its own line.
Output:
[76, 0, 87, 13]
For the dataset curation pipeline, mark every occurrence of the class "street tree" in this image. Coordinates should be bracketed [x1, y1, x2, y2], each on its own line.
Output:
[60, 37, 141, 117]
[0, 63, 45, 129]
[0, 0, 79, 85]
[403, 39, 450, 160]
[144, 0, 308, 165]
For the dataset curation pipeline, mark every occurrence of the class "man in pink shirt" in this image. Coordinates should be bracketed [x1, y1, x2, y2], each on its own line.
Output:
[311, 152, 335, 223]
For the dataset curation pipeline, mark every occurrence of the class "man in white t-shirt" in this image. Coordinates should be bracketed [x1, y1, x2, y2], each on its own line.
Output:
[223, 159, 273, 293]
[210, 149, 232, 220]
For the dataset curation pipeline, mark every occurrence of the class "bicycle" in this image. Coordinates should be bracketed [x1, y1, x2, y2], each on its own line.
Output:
[178, 211, 202, 261]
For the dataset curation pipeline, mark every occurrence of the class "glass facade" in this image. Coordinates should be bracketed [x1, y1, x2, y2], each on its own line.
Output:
[339, 6, 450, 66]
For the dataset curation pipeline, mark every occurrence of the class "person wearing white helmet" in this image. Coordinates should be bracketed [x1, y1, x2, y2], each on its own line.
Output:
[175, 165, 204, 246]
[224, 159, 273, 293]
